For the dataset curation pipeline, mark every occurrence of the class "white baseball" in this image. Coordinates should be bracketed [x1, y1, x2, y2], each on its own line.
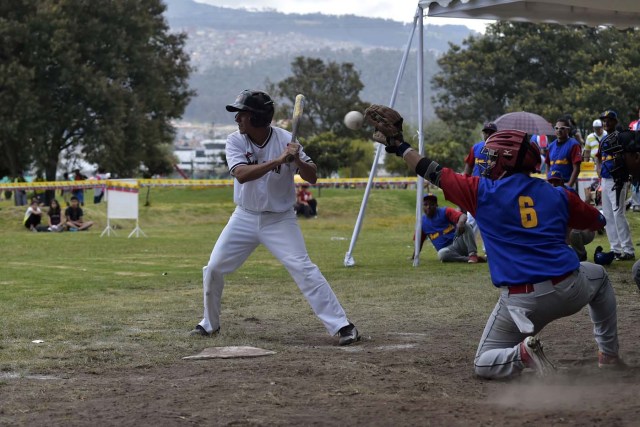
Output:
[344, 111, 364, 130]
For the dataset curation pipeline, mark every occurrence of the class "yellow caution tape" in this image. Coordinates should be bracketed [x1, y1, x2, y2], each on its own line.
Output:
[0, 171, 602, 192]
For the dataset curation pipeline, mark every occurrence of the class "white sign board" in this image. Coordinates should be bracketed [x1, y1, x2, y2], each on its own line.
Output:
[106, 180, 139, 219]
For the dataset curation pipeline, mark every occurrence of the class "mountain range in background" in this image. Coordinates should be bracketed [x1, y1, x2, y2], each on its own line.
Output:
[163, 0, 476, 127]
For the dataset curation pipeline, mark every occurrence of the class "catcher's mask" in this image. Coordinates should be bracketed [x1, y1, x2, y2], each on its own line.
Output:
[480, 130, 540, 180]
[599, 130, 640, 208]
[226, 89, 275, 127]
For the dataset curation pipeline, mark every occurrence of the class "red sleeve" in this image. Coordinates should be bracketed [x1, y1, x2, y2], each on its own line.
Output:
[463, 147, 475, 167]
[566, 189, 606, 230]
[444, 207, 463, 224]
[439, 168, 479, 216]
[570, 144, 582, 164]
[545, 155, 550, 166]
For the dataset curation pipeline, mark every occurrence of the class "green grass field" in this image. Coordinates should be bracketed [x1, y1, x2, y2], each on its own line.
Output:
[2, 186, 640, 424]
[1, 186, 636, 371]
[0, 187, 464, 369]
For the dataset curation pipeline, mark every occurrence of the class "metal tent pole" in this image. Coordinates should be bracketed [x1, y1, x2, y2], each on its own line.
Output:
[413, 5, 426, 267]
[343, 6, 421, 267]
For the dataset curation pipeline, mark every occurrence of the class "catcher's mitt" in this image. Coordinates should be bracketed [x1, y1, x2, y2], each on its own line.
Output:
[364, 105, 404, 146]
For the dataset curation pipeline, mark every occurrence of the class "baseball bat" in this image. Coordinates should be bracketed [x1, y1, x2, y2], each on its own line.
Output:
[285, 94, 305, 163]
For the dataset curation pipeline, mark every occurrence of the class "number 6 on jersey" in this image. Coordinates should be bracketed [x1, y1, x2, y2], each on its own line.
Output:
[519, 195, 538, 228]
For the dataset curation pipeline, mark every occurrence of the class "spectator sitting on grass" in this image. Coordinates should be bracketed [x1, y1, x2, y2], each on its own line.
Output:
[47, 199, 65, 232]
[23, 198, 42, 231]
[64, 196, 94, 231]
[295, 183, 317, 218]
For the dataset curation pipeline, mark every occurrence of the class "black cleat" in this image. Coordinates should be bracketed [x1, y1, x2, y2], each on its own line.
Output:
[338, 323, 361, 346]
[189, 325, 220, 337]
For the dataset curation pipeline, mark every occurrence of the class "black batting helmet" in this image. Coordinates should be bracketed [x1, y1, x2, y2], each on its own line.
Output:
[226, 89, 275, 127]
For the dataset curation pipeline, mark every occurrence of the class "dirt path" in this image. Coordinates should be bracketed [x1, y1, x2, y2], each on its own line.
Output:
[2, 273, 640, 426]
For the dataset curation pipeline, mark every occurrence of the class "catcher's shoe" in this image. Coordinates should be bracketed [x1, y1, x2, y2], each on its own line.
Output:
[598, 351, 626, 369]
[520, 336, 555, 376]
[189, 325, 220, 337]
[338, 323, 360, 346]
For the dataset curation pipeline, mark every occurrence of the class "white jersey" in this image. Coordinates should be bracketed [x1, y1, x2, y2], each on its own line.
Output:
[226, 126, 312, 212]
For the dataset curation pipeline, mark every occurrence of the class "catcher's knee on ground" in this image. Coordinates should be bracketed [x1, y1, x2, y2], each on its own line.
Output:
[474, 347, 525, 379]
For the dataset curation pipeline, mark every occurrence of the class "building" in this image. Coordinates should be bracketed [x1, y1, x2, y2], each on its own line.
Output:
[173, 139, 227, 178]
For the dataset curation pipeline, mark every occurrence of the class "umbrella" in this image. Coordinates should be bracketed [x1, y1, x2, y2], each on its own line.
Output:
[493, 112, 555, 136]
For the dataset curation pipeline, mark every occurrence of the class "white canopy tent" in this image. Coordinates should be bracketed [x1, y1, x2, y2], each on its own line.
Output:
[344, 0, 640, 267]
[425, 0, 640, 28]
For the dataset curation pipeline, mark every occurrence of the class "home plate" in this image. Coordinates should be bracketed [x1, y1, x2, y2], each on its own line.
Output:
[183, 346, 276, 360]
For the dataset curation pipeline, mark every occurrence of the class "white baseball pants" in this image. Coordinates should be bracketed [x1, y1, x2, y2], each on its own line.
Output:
[601, 178, 634, 255]
[474, 262, 619, 379]
[198, 206, 350, 335]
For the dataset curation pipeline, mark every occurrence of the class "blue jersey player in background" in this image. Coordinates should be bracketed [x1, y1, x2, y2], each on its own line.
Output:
[546, 117, 582, 188]
[462, 122, 497, 247]
[463, 122, 497, 177]
[364, 104, 623, 379]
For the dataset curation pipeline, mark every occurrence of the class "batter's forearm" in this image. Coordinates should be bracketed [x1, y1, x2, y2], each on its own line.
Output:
[296, 160, 317, 184]
[232, 160, 283, 184]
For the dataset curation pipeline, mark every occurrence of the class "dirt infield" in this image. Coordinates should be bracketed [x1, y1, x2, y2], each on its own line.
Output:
[2, 269, 640, 426]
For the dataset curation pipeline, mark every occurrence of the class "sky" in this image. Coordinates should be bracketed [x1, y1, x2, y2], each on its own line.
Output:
[195, 0, 493, 33]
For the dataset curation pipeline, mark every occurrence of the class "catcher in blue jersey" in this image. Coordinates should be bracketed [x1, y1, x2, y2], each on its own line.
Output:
[365, 105, 623, 379]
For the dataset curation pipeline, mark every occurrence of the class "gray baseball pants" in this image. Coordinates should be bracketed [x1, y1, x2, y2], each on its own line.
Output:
[474, 262, 618, 379]
[437, 223, 478, 262]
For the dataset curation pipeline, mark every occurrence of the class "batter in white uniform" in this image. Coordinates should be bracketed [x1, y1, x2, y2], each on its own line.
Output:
[190, 89, 360, 345]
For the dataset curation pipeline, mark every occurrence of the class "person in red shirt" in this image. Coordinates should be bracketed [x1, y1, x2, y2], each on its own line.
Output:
[295, 183, 317, 218]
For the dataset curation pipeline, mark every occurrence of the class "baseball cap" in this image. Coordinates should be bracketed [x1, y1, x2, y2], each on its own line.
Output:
[599, 110, 618, 120]
[482, 122, 498, 133]
[547, 170, 564, 183]
[423, 193, 438, 203]
[592, 119, 602, 128]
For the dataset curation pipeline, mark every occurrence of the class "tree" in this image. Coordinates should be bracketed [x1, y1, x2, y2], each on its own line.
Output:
[383, 119, 470, 175]
[0, 0, 40, 177]
[0, 0, 193, 180]
[432, 23, 640, 136]
[301, 132, 374, 178]
[339, 139, 375, 178]
[269, 57, 368, 138]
